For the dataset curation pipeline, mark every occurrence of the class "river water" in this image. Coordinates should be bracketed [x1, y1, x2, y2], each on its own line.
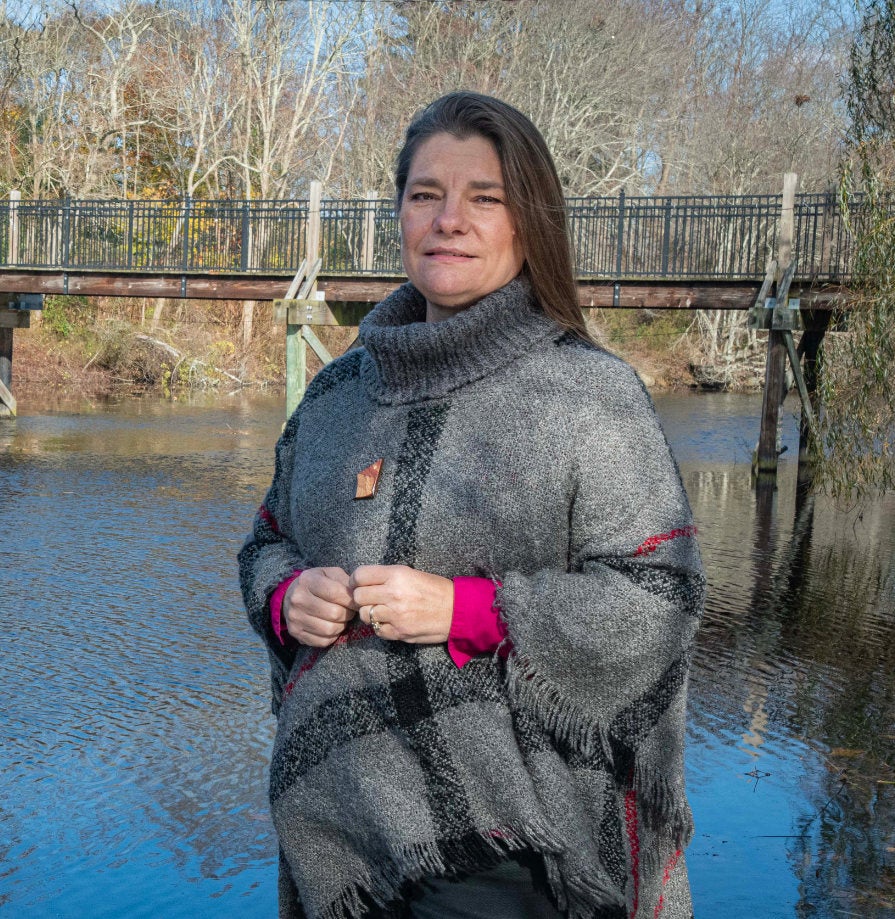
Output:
[1, 391, 893, 918]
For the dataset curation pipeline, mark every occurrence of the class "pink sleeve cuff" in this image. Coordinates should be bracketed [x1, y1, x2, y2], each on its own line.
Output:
[447, 576, 509, 668]
[270, 571, 303, 645]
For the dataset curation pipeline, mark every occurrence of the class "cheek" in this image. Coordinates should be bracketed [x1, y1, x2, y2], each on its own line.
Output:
[399, 213, 424, 252]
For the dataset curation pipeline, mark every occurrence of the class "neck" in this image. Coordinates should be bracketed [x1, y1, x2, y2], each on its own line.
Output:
[425, 300, 465, 323]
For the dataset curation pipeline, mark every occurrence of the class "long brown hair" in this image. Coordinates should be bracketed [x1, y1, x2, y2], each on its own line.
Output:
[395, 91, 591, 342]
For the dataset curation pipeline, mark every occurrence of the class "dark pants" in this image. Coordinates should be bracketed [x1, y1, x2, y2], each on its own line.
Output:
[406, 859, 564, 919]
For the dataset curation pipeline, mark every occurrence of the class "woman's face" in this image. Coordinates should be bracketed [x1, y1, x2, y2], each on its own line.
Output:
[399, 132, 525, 322]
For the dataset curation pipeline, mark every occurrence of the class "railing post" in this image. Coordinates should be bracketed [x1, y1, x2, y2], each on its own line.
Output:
[615, 189, 625, 276]
[8, 191, 20, 266]
[240, 201, 250, 272]
[661, 198, 672, 276]
[361, 190, 377, 272]
[821, 185, 835, 281]
[306, 181, 322, 267]
[62, 196, 71, 268]
[126, 199, 135, 270]
[181, 196, 191, 271]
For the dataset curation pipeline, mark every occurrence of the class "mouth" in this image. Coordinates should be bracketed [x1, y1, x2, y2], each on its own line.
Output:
[425, 248, 475, 258]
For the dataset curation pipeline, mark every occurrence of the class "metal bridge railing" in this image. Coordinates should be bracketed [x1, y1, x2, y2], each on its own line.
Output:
[0, 192, 858, 281]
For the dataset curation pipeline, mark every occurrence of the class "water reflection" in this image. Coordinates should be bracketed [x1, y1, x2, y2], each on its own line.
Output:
[1, 392, 893, 918]
[662, 392, 895, 919]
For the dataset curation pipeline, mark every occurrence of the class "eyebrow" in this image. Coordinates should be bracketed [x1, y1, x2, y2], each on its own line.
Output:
[408, 177, 506, 191]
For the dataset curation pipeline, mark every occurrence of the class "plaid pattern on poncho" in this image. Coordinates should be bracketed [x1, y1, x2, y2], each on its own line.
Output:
[238, 278, 704, 919]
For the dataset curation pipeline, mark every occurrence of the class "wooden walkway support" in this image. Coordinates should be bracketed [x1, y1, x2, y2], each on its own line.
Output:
[272, 182, 390, 415]
[0, 292, 41, 418]
[749, 173, 828, 487]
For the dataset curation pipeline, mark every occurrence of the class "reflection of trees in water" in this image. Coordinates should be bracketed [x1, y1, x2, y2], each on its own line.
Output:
[780, 533, 895, 918]
[726, 470, 893, 917]
[688, 463, 895, 915]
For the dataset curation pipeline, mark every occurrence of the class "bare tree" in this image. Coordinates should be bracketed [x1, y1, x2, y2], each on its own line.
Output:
[68, 0, 169, 199]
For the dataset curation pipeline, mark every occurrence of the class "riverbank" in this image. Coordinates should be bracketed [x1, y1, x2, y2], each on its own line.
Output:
[9, 295, 761, 400]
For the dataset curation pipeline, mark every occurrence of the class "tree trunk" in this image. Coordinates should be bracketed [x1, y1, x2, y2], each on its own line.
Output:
[242, 300, 255, 350]
[151, 299, 165, 330]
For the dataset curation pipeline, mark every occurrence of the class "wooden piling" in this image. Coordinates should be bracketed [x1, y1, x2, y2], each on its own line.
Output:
[796, 314, 830, 489]
[754, 173, 797, 480]
[0, 327, 13, 417]
[0, 293, 31, 417]
[285, 321, 306, 419]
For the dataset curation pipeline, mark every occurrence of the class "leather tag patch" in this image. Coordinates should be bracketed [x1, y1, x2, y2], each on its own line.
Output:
[355, 459, 383, 500]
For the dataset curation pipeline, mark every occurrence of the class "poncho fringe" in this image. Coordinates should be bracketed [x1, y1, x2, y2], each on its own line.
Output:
[504, 647, 695, 853]
[314, 823, 618, 919]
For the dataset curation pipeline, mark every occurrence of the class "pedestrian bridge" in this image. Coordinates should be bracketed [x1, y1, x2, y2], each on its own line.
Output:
[0, 189, 852, 310]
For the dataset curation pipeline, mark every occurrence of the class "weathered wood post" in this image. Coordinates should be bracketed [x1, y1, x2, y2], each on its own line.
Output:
[796, 314, 830, 490]
[0, 293, 41, 418]
[0, 300, 14, 418]
[8, 190, 21, 265]
[361, 191, 377, 272]
[284, 181, 323, 416]
[754, 172, 797, 479]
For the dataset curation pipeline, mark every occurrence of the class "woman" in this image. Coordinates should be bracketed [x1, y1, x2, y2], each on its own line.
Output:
[239, 92, 704, 919]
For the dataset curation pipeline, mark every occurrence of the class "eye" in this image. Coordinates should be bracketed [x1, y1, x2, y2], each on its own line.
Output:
[475, 195, 503, 205]
[408, 191, 438, 202]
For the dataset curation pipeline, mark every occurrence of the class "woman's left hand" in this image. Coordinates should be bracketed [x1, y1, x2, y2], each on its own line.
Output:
[351, 565, 454, 644]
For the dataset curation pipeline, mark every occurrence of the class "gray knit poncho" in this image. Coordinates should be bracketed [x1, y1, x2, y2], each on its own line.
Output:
[238, 278, 704, 919]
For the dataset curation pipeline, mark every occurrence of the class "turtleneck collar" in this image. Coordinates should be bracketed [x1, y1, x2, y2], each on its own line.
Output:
[358, 276, 562, 405]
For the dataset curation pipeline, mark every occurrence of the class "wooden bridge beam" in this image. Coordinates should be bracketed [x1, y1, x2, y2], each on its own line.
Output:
[0, 269, 844, 311]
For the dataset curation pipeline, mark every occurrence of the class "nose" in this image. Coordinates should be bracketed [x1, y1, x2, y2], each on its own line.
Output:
[432, 195, 468, 234]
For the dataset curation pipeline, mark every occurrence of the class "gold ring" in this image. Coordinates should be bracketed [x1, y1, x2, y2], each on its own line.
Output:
[369, 609, 381, 635]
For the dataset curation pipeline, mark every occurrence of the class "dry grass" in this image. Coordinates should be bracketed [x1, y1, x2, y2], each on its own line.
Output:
[13, 296, 302, 398]
[14, 297, 711, 400]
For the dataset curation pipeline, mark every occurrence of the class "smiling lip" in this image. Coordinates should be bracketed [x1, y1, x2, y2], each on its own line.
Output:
[425, 248, 475, 258]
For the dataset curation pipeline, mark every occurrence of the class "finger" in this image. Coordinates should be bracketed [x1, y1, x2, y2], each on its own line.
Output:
[289, 597, 355, 624]
[296, 616, 347, 639]
[302, 570, 356, 610]
[361, 605, 395, 642]
[321, 568, 359, 608]
[349, 564, 399, 590]
[289, 613, 347, 642]
[291, 628, 340, 648]
[358, 603, 385, 625]
[321, 567, 351, 586]
[351, 585, 389, 610]
[369, 622, 395, 641]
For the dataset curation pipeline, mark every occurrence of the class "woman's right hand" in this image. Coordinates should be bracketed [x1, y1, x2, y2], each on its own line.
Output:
[283, 567, 358, 647]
